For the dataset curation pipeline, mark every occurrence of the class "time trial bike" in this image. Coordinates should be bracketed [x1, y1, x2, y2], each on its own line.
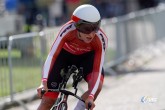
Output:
[41, 65, 92, 110]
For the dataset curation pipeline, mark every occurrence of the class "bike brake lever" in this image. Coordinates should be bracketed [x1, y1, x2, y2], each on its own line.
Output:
[41, 89, 46, 98]
[41, 89, 46, 94]
[88, 102, 92, 110]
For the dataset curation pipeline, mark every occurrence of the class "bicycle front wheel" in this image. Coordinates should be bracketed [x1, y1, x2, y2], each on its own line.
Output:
[58, 102, 68, 110]
[51, 106, 57, 110]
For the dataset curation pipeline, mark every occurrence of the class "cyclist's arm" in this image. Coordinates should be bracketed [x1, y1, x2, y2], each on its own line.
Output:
[88, 31, 108, 99]
[42, 23, 75, 81]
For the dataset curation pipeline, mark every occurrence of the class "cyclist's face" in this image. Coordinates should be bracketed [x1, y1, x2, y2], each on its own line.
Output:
[78, 32, 95, 43]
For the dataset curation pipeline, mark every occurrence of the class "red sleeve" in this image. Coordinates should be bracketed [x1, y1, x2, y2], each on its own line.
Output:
[88, 30, 108, 99]
[42, 21, 76, 81]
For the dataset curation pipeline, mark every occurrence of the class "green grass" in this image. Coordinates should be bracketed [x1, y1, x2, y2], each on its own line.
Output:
[0, 65, 41, 97]
[0, 48, 43, 97]
[12, 66, 41, 90]
[0, 49, 21, 58]
[0, 53, 42, 97]
[0, 38, 45, 97]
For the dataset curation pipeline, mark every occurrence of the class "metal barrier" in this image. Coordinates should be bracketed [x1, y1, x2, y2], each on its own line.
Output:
[0, 33, 42, 109]
[101, 5, 165, 71]
[0, 37, 9, 101]
[8, 32, 41, 101]
[0, 5, 165, 109]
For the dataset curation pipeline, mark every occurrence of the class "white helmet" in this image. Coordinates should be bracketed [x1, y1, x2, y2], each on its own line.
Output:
[72, 4, 101, 23]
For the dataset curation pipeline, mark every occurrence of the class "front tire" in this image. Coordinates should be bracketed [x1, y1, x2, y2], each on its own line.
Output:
[51, 106, 57, 110]
[58, 102, 68, 110]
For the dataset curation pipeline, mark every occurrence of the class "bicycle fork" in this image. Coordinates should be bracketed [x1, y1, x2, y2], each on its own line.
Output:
[51, 93, 69, 110]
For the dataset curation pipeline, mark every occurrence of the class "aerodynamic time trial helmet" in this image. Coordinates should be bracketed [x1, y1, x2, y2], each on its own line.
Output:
[71, 4, 101, 34]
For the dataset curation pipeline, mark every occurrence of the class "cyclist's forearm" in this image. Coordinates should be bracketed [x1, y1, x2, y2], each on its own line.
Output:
[88, 71, 102, 99]
[42, 54, 53, 79]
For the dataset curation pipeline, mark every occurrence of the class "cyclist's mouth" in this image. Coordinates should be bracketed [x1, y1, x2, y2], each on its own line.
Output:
[87, 37, 92, 40]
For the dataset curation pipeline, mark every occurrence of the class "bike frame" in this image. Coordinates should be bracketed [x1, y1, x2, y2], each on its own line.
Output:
[41, 65, 91, 110]
[49, 89, 84, 110]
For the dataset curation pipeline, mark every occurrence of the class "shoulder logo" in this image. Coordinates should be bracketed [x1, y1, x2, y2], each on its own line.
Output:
[99, 33, 106, 51]
[60, 24, 72, 37]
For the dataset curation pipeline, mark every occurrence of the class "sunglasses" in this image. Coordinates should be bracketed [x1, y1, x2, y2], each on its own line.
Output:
[75, 20, 101, 34]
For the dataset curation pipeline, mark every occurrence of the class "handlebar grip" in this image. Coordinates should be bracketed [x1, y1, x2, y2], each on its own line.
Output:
[71, 65, 77, 71]
[41, 89, 46, 95]
[88, 102, 92, 110]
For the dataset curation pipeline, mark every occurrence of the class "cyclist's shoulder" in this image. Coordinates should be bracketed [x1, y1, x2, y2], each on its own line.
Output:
[58, 20, 76, 37]
[96, 29, 108, 40]
[92, 30, 108, 51]
[95, 29, 108, 43]
[61, 20, 76, 29]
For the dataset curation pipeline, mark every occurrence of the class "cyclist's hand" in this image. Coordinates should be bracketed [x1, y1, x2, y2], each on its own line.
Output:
[85, 97, 95, 110]
[37, 81, 48, 98]
[37, 84, 43, 98]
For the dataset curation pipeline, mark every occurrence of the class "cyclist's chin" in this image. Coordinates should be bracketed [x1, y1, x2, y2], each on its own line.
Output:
[83, 39, 92, 43]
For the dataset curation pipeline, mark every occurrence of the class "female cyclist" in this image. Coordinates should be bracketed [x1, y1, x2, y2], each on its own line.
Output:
[37, 4, 108, 110]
